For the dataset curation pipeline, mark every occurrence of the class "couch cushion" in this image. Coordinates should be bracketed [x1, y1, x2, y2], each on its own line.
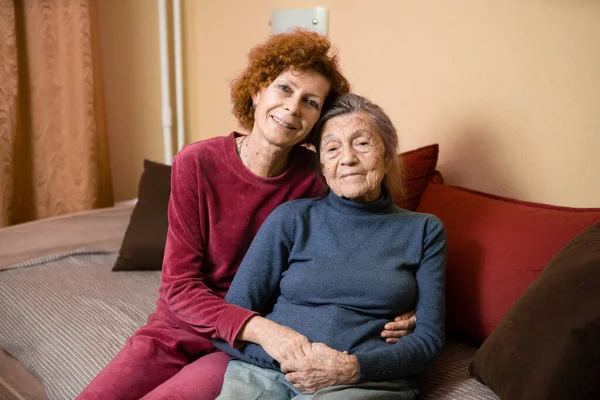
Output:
[112, 160, 171, 271]
[469, 223, 600, 400]
[395, 144, 440, 210]
[416, 183, 600, 342]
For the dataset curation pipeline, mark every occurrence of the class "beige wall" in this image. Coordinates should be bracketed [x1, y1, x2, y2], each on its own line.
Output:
[96, 0, 164, 201]
[99, 0, 600, 207]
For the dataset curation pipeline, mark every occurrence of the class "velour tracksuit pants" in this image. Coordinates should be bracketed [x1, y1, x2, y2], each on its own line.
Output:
[76, 308, 230, 400]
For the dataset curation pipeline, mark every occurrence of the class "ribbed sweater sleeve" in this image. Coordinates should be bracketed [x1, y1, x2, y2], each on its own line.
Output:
[225, 203, 294, 310]
[355, 216, 446, 381]
[160, 151, 257, 346]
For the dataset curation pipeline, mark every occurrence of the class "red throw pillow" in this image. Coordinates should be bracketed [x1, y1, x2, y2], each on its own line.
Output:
[416, 183, 600, 343]
[396, 144, 440, 210]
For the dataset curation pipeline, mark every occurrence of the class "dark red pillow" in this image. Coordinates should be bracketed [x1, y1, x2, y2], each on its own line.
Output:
[416, 183, 600, 343]
[396, 144, 440, 210]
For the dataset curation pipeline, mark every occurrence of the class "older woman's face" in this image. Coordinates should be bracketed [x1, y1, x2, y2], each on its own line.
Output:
[319, 112, 389, 203]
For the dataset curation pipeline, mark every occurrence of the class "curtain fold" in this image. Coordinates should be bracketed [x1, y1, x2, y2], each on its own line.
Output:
[0, 0, 113, 227]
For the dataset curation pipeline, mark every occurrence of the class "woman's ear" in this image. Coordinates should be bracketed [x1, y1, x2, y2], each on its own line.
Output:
[251, 92, 260, 108]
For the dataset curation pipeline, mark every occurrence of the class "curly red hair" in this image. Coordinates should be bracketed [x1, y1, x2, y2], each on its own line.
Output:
[231, 29, 350, 143]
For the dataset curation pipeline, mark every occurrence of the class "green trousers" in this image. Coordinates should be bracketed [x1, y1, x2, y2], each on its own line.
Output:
[217, 360, 418, 400]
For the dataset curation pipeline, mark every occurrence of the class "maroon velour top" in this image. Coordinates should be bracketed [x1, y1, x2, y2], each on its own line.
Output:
[156, 132, 323, 346]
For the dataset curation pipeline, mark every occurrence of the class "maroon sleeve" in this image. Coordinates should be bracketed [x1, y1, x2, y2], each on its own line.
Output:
[159, 153, 257, 345]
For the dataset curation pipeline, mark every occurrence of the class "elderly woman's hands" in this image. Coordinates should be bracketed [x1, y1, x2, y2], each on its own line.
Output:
[381, 309, 416, 343]
[280, 342, 359, 394]
[238, 309, 415, 393]
[280, 308, 414, 395]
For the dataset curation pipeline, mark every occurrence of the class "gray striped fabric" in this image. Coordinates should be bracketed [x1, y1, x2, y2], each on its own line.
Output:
[0, 251, 160, 400]
[0, 250, 498, 399]
[418, 340, 499, 399]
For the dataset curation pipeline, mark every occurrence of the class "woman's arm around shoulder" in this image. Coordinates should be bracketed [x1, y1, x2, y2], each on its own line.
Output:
[160, 149, 257, 345]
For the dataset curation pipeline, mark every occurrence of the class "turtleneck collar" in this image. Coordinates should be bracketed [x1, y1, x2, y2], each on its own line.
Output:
[325, 186, 393, 216]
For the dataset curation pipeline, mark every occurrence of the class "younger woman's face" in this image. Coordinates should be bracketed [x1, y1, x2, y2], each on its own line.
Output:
[252, 68, 331, 149]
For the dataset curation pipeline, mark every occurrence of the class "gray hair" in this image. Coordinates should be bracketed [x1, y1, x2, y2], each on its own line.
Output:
[312, 93, 406, 201]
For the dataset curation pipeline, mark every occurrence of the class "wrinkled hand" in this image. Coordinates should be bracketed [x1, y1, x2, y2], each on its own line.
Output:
[253, 319, 312, 363]
[238, 316, 312, 363]
[381, 309, 416, 343]
[280, 342, 359, 394]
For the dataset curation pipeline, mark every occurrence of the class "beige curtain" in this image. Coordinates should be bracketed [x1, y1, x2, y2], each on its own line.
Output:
[0, 0, 113, 227]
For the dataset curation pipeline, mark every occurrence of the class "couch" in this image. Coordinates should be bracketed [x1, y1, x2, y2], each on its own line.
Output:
[1, 143, 598, 399]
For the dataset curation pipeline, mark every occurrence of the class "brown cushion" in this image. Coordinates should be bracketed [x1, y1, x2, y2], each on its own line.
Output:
[112, 160, 171, 271]
[469, 222, 600, 400]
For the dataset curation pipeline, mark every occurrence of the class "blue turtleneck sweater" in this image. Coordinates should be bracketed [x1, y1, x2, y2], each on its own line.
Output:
[216, 190, 446, 382]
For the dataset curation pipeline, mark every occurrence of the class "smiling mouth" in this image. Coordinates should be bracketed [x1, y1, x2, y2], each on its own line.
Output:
[341, 173, 364, 179]
[271, 115, 296, 130]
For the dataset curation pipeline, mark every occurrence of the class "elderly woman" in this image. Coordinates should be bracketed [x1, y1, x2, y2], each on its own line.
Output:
[216, 93, 447, 399]
[78, 31, 414, 400]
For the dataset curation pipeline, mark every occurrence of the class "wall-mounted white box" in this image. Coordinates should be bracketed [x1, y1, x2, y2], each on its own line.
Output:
[270, 7, 328, 36]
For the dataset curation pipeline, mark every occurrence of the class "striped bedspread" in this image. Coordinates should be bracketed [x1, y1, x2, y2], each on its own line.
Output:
[418, 340, 498, 399]
[0, 251, 160, 399]
[0, 250, 497, 399]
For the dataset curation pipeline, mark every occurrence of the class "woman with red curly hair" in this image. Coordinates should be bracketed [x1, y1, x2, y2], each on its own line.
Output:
[78, 29, 415, 400]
